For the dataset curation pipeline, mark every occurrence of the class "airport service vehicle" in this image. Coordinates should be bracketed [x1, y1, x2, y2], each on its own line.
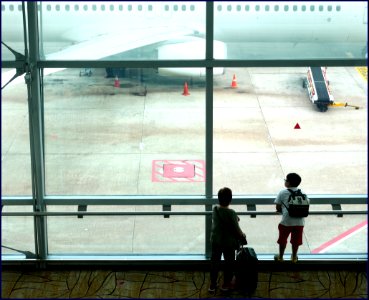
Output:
[303, 67, 334, 112]
[303, 67, 361, 112]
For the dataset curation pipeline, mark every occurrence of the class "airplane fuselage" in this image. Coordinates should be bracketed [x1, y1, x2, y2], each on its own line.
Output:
[1, 1, 367, 81]
[2, 1, 367, 44]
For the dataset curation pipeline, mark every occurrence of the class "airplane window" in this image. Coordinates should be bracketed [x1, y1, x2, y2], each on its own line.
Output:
[336, 5, 341, 12]
[18, 4, 22, 11]
[190, 5, 195, 11]
[217, 5, 222, 12]
[284, 5, 289, 12]
[55, 4, 60, 11]
[293, 5, 297, 11]
[74, 5, 79, 11]
[148, 5, 152, 11]
[174, 5, 178, 11]
[265, 5, 270, 12]
[319, 5, 324, 12]
[65, 5, 70, 11]
[138, 5, 142, 11]
[109, 5, 114, 11]
[9, 4, 14, 11]
[327, 5, 332, 12]
[83, 5, 88, 11]
[181, 5, 186, 11]
[1, 4, 5, 11]
[236, 5, 241, 11]
[101, 5, 105, 11]
[227, 5, 232, 12]
[165, 5, 169, 11]
[274, 5, 279, 12]
[310, 5, 315, 12]
[92, 5, 97, 11]
[301, 5, 306, 12]
[255, 5, 260, 11]
[128, 5, 132, 11]
[47, 5, 51, 11]
[118, 5, 123, 11]
[245, 5, 250, 11]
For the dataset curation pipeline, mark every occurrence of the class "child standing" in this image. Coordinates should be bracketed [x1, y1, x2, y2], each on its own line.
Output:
[274, 173, 308, 263]
[209, 187, 246, 292]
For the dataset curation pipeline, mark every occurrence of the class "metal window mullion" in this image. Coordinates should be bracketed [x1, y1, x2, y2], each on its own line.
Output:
[20, 0, 40, 262]
[27, 2, 48, 260]
[205, 1, 214, 259]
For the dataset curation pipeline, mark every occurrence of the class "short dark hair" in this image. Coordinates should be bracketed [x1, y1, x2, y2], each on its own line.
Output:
[218, 187, 232, 206]
[286, 173, 301, 187]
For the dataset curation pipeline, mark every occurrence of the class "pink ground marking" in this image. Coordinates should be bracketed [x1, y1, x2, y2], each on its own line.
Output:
[163, 164, 195, 178]
[152, 160, 205, 182]
[311, 220, 367, 253]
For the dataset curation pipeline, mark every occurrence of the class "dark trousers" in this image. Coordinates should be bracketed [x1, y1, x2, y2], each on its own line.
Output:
[210, 244, 235, 286]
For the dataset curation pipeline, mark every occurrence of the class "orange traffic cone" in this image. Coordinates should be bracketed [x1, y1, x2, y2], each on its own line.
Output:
[114, 76, 120, 88]
[231, 74, 237, 88]
[182, 82, 190, 96]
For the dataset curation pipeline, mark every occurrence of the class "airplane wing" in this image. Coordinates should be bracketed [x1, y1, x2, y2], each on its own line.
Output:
[2, 26, 195, 88]
[46, 26, 194, 60]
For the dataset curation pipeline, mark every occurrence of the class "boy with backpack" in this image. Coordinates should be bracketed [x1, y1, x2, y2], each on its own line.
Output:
[274, 173, 309, 263]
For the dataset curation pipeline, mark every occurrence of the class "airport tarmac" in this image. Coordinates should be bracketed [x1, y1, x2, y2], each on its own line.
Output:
[1, 66, 367, 258]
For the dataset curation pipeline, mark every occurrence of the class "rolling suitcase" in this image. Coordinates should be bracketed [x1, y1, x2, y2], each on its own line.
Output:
[235, 246, 258, 294]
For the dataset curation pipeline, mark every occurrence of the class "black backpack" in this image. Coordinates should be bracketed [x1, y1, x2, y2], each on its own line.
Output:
[283, 189, 310, 218]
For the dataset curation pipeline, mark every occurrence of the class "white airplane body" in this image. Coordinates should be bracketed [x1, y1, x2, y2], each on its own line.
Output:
[1, 1, 367, 87]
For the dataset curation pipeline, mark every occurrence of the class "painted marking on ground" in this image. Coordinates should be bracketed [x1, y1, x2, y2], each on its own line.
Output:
[311, 220, 367, 253]
[152, 160, 205, 182]
[355, 67, 367, 81]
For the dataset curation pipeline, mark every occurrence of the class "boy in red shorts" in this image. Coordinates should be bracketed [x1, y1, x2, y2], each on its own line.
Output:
[274, 173, 307, 263]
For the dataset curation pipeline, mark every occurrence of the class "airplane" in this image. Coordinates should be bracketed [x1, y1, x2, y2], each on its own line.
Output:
[1, 1, 367, 89]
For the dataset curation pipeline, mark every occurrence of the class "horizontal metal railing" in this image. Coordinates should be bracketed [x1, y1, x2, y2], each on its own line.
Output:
[2, 194, 366, 217]
[1, 194, 367, 205]
[1, 210, 366, 217]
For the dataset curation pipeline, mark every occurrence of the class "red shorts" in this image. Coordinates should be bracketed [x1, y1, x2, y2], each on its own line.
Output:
[277, 224, 304, 246]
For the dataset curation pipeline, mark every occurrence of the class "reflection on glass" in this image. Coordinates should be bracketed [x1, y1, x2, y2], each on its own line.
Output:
[47, 206, 205, 255]
[2, 1, 367, 62]
[236, 213, 367, 254]
[1, 206, 35, 256]
[37, 1, 207, 60]
[43, 68, 205, 195]
[1, 1, 24, 58]
[1, 77, 32, 196]
[213, 67, 367, 195]
[214, 1, 367, 60]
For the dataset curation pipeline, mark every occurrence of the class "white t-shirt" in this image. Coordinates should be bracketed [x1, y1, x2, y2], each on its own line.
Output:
[274, 188, 306, 226]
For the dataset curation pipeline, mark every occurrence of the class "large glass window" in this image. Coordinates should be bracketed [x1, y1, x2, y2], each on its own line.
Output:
[1, 1, 367, 261]
[214, 67, 367, 195]
[1, 1, 24, 57]
[1, 78, 32, 196]
[1, 206, 35, 257]
[47, 205, 205, 254]
[235, 207, 367, 254]
[215, 2, 367, 60]
[43, 68, 206, 195]
[39, 2, 206, 61]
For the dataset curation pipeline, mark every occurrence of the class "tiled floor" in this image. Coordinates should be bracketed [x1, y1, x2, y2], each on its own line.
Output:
[2, 268, 367, 298]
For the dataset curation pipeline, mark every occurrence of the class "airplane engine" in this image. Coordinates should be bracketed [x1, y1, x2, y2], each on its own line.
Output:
[157, 39, 227, 77]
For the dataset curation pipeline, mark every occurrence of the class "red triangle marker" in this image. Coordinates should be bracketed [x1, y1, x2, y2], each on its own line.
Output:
[294, 123, 301, 129]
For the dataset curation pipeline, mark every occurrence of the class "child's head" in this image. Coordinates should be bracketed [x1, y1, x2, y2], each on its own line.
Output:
[218, 187, 232, 206]
[285, 173, 301, 187]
